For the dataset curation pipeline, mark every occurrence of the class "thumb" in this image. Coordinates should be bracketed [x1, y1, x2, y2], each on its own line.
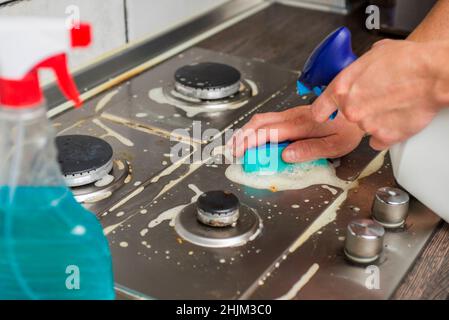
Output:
[282, 137, 336, 163]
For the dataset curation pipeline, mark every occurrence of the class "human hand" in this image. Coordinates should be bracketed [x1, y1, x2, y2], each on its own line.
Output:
[228, 105, 364, 163]
[311, 39, 449, 150]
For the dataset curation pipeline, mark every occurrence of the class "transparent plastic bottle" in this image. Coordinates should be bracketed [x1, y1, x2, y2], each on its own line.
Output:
[0, 103, 115, 299]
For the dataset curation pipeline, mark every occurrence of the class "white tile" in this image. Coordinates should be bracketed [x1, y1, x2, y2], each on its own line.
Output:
[126, 0, 230, 42]
[0, 0, 127, 82]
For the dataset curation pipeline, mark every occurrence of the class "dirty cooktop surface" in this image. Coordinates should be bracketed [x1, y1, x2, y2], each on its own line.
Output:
[53, 47, 440, 299]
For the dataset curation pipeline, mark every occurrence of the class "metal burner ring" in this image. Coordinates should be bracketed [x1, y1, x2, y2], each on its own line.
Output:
[64, 159, 113, 187]
[162, 79, 255, 114]
[72, 160, 130, 204]
[174, 81, 241, 100]
[174, 62, 242, 100]
[174, 203, 262, 248]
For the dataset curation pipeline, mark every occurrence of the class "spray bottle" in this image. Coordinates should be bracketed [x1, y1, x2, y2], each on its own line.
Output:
[0, 18, 115, 299]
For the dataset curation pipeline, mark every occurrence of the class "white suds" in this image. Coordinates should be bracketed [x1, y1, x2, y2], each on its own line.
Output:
[92, 118, 134, 147]
[148, 184, 203, 228]
[276, 263, 319, 300]
[83, 191, 112, 203]
[148, 84, 253, 117]
[321, 184, 338, 195]
[95, 89, 119, 113]
[94, 174, 114, 187]
[109, 186, 144, 212]
[225, 161, 349, 192]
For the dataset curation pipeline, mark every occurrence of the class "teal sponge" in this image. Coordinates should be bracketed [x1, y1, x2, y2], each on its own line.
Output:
[243, 142, 328, 174]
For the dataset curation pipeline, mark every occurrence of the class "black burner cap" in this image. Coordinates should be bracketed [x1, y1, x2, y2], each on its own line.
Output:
[174, 62, 241, 90]
[56, 135, 113, 176]
[197, 191, 239, 216]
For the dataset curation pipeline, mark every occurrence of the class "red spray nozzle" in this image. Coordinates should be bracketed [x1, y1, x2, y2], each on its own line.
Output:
[71, 23, 92, 48]
[0, 19, 92, 108]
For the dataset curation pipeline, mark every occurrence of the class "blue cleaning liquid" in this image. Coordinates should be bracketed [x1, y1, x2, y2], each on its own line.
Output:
[0, 186, 115, 299]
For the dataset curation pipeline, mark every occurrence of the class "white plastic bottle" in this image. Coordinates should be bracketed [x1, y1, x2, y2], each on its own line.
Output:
[390, 109, 449, 223]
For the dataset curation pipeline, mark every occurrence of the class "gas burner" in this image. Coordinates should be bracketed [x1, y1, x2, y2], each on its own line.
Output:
[57, 135, 114, 187]
[71, 159, 130, 204]
[56, 135, 130, 204]
[174, 62, 241, 100]
[156, 62, 258, 114]
[174, 191, 262, 248]
[197, 190, 240, 227]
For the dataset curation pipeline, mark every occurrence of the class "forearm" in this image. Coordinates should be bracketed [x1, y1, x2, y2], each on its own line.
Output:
[408, 0, 449, 42]
[427, 41, 449, 107]
[406, 1, 449, 105]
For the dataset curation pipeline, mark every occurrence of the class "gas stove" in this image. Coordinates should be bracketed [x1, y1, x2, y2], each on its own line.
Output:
[52, 47, 440, 299]
[53, 48, 292, 215]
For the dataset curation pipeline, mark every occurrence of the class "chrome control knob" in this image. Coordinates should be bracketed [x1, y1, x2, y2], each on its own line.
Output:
[344, 219, 385, 264]
[372, 187, 409, 228]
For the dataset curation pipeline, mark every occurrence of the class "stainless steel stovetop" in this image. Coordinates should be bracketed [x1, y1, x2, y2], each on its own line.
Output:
[52, 47, 440, 300]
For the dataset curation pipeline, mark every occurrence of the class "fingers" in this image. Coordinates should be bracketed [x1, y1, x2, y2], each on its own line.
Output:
[282, 135, 341, 163]
[241, 108, 307, 133]
[311, 90, 340, 123]
[369, 136, 390, 151]
[229, 107, 311, 157]
[361, 108, 435, 150]
[311, 66, 356, 123]
[231, 126, 272, 158]
[231, 118, 316, 158]
[311, 40, 388, 124]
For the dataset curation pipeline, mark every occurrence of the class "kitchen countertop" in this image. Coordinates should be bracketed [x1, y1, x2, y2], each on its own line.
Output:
[198, 3, 449, 299]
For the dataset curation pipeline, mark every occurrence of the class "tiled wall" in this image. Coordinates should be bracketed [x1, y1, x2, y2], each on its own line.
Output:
[0, 0, 229, 80]
[0, 0, 126, 75]
[126, 0, 229, 42]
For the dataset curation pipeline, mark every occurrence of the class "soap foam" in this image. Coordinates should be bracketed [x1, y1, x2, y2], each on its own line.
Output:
[149, 87, 249, 118]
[147, 184, 203, 229]
[94, 174, 114, 187]
[275, 263, 319, 300]
[225, 161, 349, 192]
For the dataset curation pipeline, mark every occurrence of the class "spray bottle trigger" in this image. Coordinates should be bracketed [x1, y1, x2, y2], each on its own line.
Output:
[37, 54, 82, 107]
